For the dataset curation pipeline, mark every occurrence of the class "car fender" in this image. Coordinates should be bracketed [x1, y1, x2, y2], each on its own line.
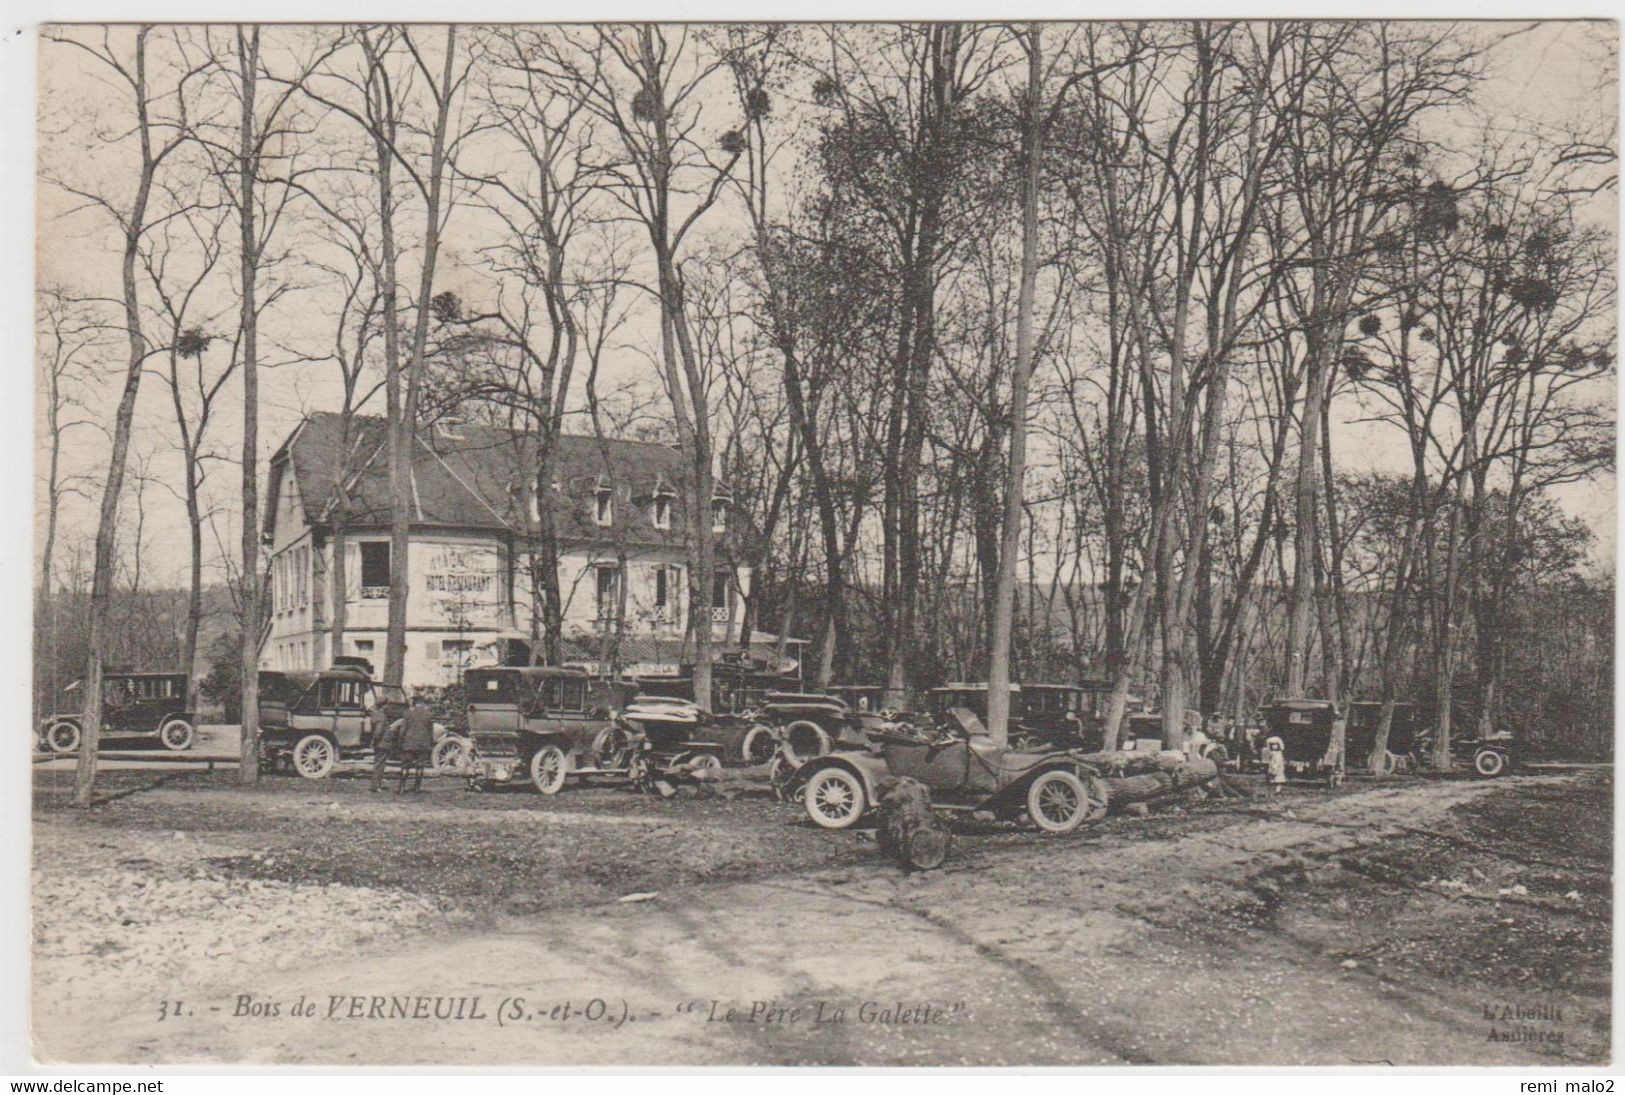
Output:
[981, 759, 1097, 811]
[787, 751, 887, 801]
[518, 728, 577, 761]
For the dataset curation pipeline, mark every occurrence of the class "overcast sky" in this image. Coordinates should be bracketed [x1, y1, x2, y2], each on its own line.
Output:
[34, 20, 1619, 590]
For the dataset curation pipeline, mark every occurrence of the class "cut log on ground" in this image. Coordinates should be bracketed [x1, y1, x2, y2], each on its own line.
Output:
[1103, 754, 1219, 813]
[876, 776, 952, 870]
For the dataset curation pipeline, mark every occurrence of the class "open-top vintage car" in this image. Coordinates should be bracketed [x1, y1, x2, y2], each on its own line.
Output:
[40, 671, 196, 754]
[258, 666, 407, 778]
[790, 706, 1109, 834]
[465, 666, 639, 793]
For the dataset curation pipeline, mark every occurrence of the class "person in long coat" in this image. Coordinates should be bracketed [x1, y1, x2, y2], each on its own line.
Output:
[368, 702, 396, 793]
[397, 696, 435, 794]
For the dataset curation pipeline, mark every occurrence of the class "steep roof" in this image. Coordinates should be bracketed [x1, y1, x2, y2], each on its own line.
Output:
[266, 412, 741, 553]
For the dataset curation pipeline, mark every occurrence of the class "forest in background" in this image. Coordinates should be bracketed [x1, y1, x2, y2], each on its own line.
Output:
[35, 23, 1616, 790]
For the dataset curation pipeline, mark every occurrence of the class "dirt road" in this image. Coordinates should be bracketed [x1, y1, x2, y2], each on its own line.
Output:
[33, 767, 1610, 1066]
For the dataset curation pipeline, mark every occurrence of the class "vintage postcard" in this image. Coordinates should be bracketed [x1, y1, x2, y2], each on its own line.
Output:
[29, 19, 1616, 1067]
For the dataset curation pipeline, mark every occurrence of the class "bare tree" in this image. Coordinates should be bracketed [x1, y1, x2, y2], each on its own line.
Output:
[44, 26, 207, 805]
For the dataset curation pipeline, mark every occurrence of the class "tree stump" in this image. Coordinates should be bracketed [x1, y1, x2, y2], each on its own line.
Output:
[876, 776, 952, 871]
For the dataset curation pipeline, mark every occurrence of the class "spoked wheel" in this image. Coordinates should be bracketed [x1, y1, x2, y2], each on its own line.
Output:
[767, 752, 797, 802]
[741, 724, 778, 765]
[45, 721, 81, 755]
[803, 766, 866, 830]
[432, 735, 471, 773]
[782, 721, 832, 766]
[590, 725, 634, 768]
[159, 719, 195, 752]
[1473, 748, 1508, 778]
[688, 752, 723, 774]
[530, 745, 569, 794]
[291, 734, 336, 779]
[1026, 769, 1091, 834]
[1379, 749, 1399, 776]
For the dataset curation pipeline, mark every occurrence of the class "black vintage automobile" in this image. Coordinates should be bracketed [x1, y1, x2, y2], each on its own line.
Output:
[258, 666, 408, 778]
[465, 666, 639, 793]
[40, 672, 196, 754]
[1261, 699, 1348, 786]
[750, 691, 883, 764]
[1413, 725, 1520, 778]
[923, 683, 1103, 753]
[628, 676, 784, 763]
[1346, 701, 1420, 773]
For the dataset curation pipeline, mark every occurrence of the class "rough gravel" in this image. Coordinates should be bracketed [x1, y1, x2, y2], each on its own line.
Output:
[31, 763, 1611, 1065]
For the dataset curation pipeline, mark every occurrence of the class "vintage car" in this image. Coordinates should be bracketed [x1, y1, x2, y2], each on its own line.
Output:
[465, 666, 640, 793]
[1345, 701, 1421, 773]
[1121, 711, 1166, 751]
[924, 682, 1102, 753]
[1261, 699, 1356, 786]
[824, 684, 894, 715]
[749, 691, 883, 763]
[40, 671, 196, 754]
[257, 666, 408, 778]
[791, 707, 1109, 834]
[1412, 725, 1519, 778]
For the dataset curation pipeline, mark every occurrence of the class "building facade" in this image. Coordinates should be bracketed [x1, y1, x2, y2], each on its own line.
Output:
[261, 413, 763, 688]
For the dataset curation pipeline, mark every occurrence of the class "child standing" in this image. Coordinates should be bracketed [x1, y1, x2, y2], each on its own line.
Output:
[1265, 735, 1287, 796]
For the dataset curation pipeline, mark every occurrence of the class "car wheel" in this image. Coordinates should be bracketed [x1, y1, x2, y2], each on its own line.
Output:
[689, 752, 723, 774]
[531, 745, 569, 794]
[767, 753, 797, 802]
[1380, 749, 1400, 776]
[1026, 769, 1091, 833]
[804, 767, 866, 830]
[45, 721, 80, 755]
[1473, 747, 1508, 778]
[159, 719, 195, 752]
[741, 724, 777, 765]
[783, 720, 832, 766]
[432, 735, 469, 773]
[590, 725, 633, 767]
[291, 734, 336, 779]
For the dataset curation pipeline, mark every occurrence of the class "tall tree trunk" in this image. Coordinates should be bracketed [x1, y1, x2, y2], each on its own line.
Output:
[1285, 315, 1334, 696]
[77, 28, 160, 806]
[986, 23, 1043, 748]
[237, 25, 263, 783]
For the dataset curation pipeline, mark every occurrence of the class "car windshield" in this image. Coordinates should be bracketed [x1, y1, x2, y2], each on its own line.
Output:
[374, 684, 407, 707]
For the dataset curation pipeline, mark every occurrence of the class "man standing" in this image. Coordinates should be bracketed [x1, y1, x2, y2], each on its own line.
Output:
[397, 695, 435, 794]
[368, 700, 395, 793]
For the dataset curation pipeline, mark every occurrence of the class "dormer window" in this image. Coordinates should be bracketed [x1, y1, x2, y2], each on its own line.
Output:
[594, 486, 613, 527]
[653, 492, 673, 530]
[711, 497, 728, 533]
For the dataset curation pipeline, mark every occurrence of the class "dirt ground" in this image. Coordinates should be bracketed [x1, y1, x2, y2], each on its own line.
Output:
[31, 762, 1611, 1066]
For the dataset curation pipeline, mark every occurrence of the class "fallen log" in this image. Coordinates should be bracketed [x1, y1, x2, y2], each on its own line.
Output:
[1104, 754, 1219, 813]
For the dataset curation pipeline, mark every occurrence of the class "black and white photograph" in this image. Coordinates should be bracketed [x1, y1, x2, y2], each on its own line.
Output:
[24, 16, 1618, 1069]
